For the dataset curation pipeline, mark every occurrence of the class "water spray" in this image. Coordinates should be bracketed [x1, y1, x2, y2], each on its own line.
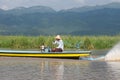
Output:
[105, 42, 120, 61]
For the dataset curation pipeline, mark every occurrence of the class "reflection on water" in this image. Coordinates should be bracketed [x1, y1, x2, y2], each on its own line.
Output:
[39, 61, 65, 80]
[106, 62, 120, 80]
[0, 57, 120, 80]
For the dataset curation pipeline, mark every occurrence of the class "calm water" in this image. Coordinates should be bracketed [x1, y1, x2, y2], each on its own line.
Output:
[0, 50, 120, 80]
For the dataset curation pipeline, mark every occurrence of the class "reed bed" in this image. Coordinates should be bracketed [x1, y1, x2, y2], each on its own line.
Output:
[0, 35, 119, 50]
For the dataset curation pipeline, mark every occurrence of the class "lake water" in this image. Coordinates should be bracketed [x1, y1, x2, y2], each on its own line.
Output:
[0, 50, 120, 80]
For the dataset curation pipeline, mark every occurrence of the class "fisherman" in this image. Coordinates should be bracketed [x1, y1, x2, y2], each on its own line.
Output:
[52, 35, 64, 52]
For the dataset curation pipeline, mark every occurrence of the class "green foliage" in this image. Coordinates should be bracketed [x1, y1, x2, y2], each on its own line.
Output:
[90, 36, 120, 49]
[0, 35, 119, 50]
[83, 37, 94, 50]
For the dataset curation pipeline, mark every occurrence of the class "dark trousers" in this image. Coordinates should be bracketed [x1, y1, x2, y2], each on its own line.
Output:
[51, 48, 63, 52]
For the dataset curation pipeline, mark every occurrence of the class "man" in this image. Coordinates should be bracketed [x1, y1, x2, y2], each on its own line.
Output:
[52, 35, 64, 52]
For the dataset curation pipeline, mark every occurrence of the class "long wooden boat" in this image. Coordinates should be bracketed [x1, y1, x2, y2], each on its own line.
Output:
[0, 49, 92, 58]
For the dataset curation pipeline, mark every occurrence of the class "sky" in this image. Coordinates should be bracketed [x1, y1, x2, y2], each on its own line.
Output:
[0, 0, 120, 11]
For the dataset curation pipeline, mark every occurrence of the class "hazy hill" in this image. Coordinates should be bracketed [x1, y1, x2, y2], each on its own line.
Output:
[60, 2, 120, 13]
[1, 6, 56, 15]
[0, 3, 120, 36]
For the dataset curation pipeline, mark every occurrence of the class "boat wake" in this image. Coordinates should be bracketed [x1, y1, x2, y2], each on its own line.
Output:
[93, 42, 120, 61]
[80, 56, 105, 61]
[105, 42, 120, 61]
[81, 42, 120, 61]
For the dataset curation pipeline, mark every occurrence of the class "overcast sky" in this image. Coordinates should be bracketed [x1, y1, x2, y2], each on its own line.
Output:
[0, 0, 120, 10]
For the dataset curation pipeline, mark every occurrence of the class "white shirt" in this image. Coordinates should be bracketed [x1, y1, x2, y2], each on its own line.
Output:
[53, 40, 64, 50]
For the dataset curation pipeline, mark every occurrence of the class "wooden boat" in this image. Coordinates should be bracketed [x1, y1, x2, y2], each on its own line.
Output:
[0, 49, 92, 59]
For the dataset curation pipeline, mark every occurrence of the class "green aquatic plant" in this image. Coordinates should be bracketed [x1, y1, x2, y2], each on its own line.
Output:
[0, 35, 119, 50]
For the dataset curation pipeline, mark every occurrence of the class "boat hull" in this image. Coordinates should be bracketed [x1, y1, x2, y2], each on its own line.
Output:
[0, 50, 91, 58]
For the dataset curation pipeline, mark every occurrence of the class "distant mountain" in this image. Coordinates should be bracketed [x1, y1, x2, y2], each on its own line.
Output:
[0, 3, 120, 36]
[0, 9, 4, 11]
[104, 2, 120, 8]
[60, 2, 120, 13]
[1, 6, 56, 15]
